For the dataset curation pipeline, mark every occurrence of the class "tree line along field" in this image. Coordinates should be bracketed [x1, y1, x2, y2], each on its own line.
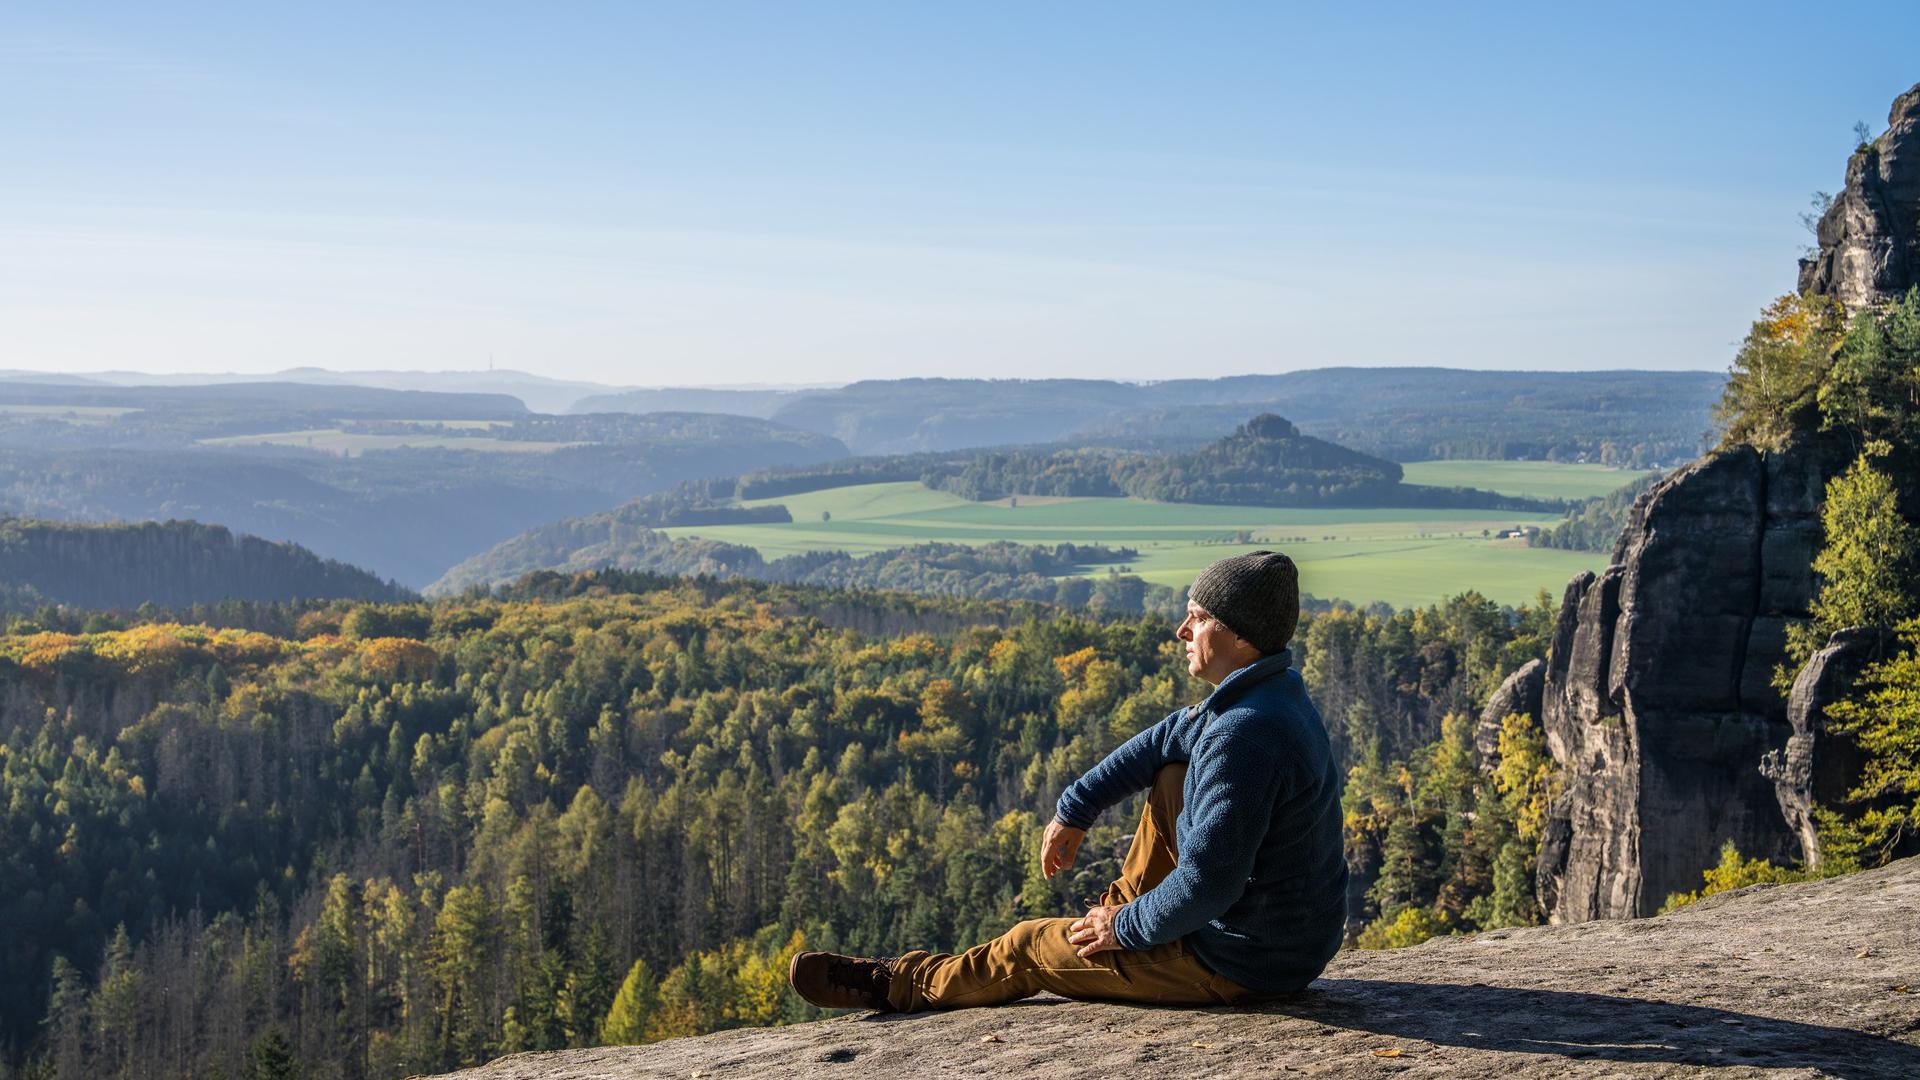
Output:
[656, 459, 1647, 610]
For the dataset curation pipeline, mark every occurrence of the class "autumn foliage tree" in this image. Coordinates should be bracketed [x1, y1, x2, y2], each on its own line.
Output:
[1715, 292, 1848, 451]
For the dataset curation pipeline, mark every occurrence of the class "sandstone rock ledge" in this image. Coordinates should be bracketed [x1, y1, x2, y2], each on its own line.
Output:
[432, 859, 1920, 1080]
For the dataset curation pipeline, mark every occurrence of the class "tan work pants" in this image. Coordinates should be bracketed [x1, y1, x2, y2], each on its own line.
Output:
[886, 764, 1256, 1011]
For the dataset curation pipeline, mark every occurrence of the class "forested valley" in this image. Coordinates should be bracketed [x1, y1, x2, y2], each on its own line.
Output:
[2, 575, 1562, 1080]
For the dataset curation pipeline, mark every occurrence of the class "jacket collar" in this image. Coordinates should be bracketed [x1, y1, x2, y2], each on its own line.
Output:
[1194, 647, 1293, 716]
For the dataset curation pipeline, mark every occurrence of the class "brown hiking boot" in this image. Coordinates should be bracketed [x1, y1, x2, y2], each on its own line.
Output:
[788, 951, 895, 1011]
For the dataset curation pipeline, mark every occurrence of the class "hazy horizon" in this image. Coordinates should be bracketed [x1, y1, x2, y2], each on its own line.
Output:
[0, 361, 1733, 393]
[5, 2, 1917, 383]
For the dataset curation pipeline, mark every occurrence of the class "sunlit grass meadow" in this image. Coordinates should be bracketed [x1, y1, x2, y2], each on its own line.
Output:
[655, 474, 1608, 610]
[1400, 459, 1657, 500]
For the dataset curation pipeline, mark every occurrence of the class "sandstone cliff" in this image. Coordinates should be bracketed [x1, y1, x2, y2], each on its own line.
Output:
[428, 857, 1920, 1079]
[1798, 82, 1920, 307]
[1531, 79, 1920, 923]
[1533, 444, 1824, 921]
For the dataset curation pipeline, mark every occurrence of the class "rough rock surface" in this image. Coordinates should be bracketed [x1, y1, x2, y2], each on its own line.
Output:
[1535, 445, 1825, 922]
[428, 859, 1920, 1079]
[1761, 629, 1890, 867]
[1798, 82, 1920, 308]
[1474, 658, 1545, 769]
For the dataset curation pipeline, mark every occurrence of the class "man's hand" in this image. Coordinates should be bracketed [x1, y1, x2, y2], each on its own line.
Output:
[1040, 819, 1084, 878]
[1067, 904, 1122, 958]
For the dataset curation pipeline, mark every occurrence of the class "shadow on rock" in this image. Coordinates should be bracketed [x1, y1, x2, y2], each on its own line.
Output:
[1270, 980, 1918, 1079]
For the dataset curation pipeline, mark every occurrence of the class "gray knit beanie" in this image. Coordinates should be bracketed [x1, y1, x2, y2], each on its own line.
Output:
[1187, 551, 1299, 654]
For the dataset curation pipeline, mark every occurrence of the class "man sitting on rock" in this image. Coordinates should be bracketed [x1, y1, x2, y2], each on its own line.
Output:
[789, 551, 1348, 1012]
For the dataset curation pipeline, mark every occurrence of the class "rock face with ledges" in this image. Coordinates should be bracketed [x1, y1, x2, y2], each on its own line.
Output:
[1535, 444, 1826, 922]
[1761, 628, 1890, 867]
[428, 858, 1920, 1079]
[1798, 82, 1920, 308]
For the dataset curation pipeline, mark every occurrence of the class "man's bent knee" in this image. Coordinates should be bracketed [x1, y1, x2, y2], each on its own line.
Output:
[997, 919, 1075, 962]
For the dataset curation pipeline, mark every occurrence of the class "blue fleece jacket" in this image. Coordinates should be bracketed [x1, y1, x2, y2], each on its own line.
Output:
[1054, 649, 1347, 993]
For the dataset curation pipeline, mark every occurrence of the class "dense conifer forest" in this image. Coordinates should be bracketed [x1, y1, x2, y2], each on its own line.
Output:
[0, 517, 409, 612]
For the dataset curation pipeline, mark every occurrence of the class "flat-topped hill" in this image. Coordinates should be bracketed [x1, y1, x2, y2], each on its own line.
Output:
[428, 857, 1920, 1079]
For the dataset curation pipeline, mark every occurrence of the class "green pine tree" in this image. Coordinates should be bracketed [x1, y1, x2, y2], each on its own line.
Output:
[561, 925, 617, 1047]
[40, 954, 88, 1080]
[243, 1029, 296, 1080]
[598, 958, 660, 1045]
[93, 925, 142, 1080]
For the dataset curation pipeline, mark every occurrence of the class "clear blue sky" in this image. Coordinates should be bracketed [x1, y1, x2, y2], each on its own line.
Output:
[3, 2, 1916, 385]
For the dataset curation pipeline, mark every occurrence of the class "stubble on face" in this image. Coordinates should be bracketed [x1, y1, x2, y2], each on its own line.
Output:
[1179, 601, 1248, 685]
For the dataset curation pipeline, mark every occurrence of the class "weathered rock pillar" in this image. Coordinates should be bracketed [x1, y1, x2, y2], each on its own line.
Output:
[1535, 445, 1822, 921]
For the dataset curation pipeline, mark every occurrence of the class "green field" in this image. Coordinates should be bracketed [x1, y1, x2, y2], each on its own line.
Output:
[199, 428, 581, 455]
[1401, 459, 1657, 500]
[659, 479, 1604, 610]
[0, 404, 137, 424]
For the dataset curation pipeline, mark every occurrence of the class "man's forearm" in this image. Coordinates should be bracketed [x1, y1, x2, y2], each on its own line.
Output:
[1053, 711, 1180, 828]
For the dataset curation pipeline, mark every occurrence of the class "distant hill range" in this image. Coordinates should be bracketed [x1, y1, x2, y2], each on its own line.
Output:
[5, 366, 1723, 466]
[0, 368, 592, 415]
[576, 368, 1724, 465]
[0, 368, 823, 417]
[0, 516, 409, 611]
